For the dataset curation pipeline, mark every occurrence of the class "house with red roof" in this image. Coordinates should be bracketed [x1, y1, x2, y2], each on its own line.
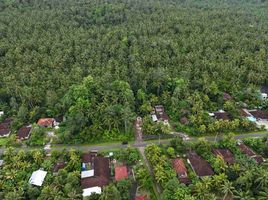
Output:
[37, 118, 55, 128]
[115, 165, 128, 181]
[172, 158, 191, 184]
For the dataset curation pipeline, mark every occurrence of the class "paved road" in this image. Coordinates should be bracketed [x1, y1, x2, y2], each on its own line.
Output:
[0, 132, 267, 154]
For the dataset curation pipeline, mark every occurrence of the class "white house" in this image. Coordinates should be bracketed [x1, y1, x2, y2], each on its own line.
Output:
[29, 169, 47, 186]
[82, 186, 101, 197]
[0, 111, 4, 117]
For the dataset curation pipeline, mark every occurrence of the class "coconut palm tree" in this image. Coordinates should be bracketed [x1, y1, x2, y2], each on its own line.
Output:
[233, 190, 254, 200]
[221, 180, 235, 200]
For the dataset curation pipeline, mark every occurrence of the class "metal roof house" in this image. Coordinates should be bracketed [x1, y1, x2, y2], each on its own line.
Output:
[29, 169, 47, 186]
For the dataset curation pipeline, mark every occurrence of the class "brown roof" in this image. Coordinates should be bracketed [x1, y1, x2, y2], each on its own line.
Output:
[53, 161, 66, 173]
[180, 117, 189, 125]
[214, 112, 229, 120]
[249, 110, 268, 119]
[0, 128, 10, 136]
[154, 105, 169, 121]
[81, 176, 109, 189]
[81, 156, 110, 189]
[37, 118, 55, 127]
[17, 126, 31, 139]
[212, 149, 235, 165]
[240, 109, 251, 117]
[238, 144, 256, 156]
[223, 92, 232, 101]
[81, 153, 92, 163]
[252, 155, 264, 164]
[115, 166, 128, 181]
[238, 144, 264, 164]
[187, 151, 214, 177]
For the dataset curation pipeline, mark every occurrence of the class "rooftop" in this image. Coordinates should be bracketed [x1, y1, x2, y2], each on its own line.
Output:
[82, 186, 101, 197]
[29, 169, 47, 186]
[249, 110, 268, 119]
[115, 166, 128, 181]
[187, 151, 214, 177]
[213, 111, 229, 120]
[37, 118, 55, 127]
[135, 195, 148, 200]
[53, 161, 66, 173]
[212, 148, 235, 165]
[17, 125, 32, 140]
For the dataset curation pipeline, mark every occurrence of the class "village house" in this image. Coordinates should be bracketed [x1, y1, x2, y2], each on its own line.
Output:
[0, 118, 12, 138]
[212, 148, 235, 165]
[172, 158, 191, 184]
[238, 143, 264, 164]
[135, 195, 148, 200]
[37, 118, 55, 128]
[151, 105, 169, 125]
[115, 165, 128, 181]
[81, 153, 110, 198]
[210, 110, 229, 120]
[17, 125, 32, 140]
[187, 151, 214, 177]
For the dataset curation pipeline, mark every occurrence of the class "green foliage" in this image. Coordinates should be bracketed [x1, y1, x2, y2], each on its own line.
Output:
[27, 126, 48, 146]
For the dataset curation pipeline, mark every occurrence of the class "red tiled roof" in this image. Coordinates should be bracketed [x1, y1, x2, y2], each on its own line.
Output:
[172, 158, 187, 175]
[135, 195, 148, 200]
[115, 166, 128, 181]
[37, 118, 55, 127]
[212, 149, 235, 165]
[17, 126, 31, 139]
[187, 151, 214, 177]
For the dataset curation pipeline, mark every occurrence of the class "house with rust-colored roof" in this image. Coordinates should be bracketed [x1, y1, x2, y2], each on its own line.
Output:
[17, 125, 32, 140]
[37, 118, 55, 128]
[238, 143, 264, 164]
[212, 149, 235, 165]
[187, 151, 214, 177]
[115, 165, 128, 181]
[172, 158, 191, 184]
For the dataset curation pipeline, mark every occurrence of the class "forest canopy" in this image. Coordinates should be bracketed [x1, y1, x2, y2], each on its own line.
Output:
[1, 0, 268, 138]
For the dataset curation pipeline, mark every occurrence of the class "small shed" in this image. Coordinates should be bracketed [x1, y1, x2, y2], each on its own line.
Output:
[29, 169, 47, 186]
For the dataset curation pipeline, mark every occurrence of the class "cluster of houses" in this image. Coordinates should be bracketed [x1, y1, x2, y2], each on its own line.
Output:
[171, 143, 264, 184]
[80, 151, 132, 198]
[151, 105, 169, 126]
[0, 116, 61, 141]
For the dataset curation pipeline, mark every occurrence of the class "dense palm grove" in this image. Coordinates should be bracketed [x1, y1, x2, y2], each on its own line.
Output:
[1, 0, 268, 141]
